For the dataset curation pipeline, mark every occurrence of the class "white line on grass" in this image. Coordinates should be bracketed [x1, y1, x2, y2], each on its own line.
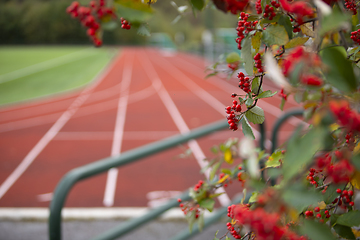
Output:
[140, 52, 231, 207]
[0, 48, 98, 84]
[0, 52, 123, 200]
[103, 54, 133, 207]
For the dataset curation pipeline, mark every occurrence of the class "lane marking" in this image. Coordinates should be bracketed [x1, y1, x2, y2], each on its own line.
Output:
[0, 207, 218, 221]
[0, 85, 156, 133]
[141, 51, 231, 207]
[54, 131, 179, 141]
[0, 48, 98, 84]
[103, 54, 133, 207]
[37, 193, 53, 202]
[0, 52, 124, 200]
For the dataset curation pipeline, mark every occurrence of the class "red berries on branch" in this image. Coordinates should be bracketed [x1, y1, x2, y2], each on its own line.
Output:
[121, 18, 131, 30]
[236, 12, 258, 50]
[345, 0, 358, 15]
[350, 29, 360, 45]
[66, 0, 130, 47]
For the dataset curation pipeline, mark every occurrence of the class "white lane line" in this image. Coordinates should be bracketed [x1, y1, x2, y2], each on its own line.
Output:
[0, 52, 123, 200]
[103, 54, 133, 207]
[0, 48, 98, 84]
[54, 131, 179, 141]
[0, 85, 156, 133]
[0, 207, 218, 221]
[140, 52, 231, 207]
[169, 55, 303, 127]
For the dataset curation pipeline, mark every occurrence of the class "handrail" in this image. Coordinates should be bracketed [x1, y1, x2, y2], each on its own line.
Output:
[49, 119, 229, 240]
[270, 108, 304, 153]
[49, 109, 301, 240]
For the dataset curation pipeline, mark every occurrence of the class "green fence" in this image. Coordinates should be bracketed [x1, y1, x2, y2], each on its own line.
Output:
[49, 109, 303, 240]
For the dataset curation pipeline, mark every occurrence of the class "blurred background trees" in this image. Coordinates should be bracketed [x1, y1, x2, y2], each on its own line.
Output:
[0, 0, 237, 50]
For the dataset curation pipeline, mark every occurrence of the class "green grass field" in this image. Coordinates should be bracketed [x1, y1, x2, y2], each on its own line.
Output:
[0, 46, 117, 106]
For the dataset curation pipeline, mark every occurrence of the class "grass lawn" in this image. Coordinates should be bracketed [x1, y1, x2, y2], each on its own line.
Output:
[0, 46, 118, 105]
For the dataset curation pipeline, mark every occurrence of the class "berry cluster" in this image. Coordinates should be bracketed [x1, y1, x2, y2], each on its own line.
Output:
[346, 132, 355, 144]
[228, 204, 306, 240]
[225, 0, 249, 14]
[225, 99, 243, 131]
[178, 198, 201, 218]
[345, 0, 357, 15]
[301, 74, 323, 86]
[226, 221, 241, 239]
[121, 18, 131, 30]
[335, 188, 354, 207]
[279, 88, 288, 100]
[227, 62, 239, 71]
[330, 100, 360, 133]
[351, 29, 360, 45]
[193, 180, 204, 192]
[255, 0, 262, 14]
[254, 53, 264, 73]
[304, 206, 330, 221]
[263, 2, 279, 20]
[306, 168, 320, 187]
[238, 72, 251, 93]
[66, 0, 116, 47]
[236, 12, 258, 50]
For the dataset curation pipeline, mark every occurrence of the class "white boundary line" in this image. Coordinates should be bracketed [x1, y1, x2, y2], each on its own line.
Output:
[141, 51, 231, 207]
[0, 52, 124, 200]
[0, 48, 98, 84]
[0, 207, 222, 221]
[103, 54, 133, 207]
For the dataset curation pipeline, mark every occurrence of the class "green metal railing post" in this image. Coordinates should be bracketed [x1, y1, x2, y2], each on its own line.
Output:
[270, 108, 304, 153]
[49, 119, 229, 240]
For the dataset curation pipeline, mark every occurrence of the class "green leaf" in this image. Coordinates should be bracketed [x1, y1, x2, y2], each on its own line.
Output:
[249, 191, 259, 203]
[262, 24, 289, 46]
[321, 46, 357, 93]
[252, 31, 262, 53]
[320, 8, 351, 36]
[101, 21, 118, 31]
[197, 213, 205, 232]
[278, 15, 293, 39]
[265, 150, 283, 168]
[333, 224, 356, 239]
[255, 90, 277, 99]
[137, 23, 151, 36]
[284, 37, 309, 49]
[242, 36, 253, 75]
[241, 117, 255, 140]
[198, 198, 215, 212]
[221, 168, 232, 175]
[115, 2, 153, 23]
[245, 97, 254, 107]
[280, 97, 286, 111]
[299, 219, 337, 240]
[190, 0, 205, 11]
[336, 210, 360, 227]
[251, 77, 262, 94]
[351, 153, 360, 170]
[245, 106, 265, 124]
[282, 183, 323, 213]
[283, 126, 326, 181]
[210, 162, 221, 180]
[226, 52, 241, 63]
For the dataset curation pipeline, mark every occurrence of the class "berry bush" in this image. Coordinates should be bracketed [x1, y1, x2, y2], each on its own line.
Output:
[67, 0, 360, 239]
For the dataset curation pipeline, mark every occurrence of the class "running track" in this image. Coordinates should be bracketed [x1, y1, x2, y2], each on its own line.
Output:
[0, 47, 301, 208]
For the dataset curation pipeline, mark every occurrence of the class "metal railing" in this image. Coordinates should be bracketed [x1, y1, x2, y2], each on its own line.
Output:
[49, 109, 302, 240]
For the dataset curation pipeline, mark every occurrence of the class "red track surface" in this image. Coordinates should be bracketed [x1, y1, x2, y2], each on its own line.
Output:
[0, 47, 301, 208]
